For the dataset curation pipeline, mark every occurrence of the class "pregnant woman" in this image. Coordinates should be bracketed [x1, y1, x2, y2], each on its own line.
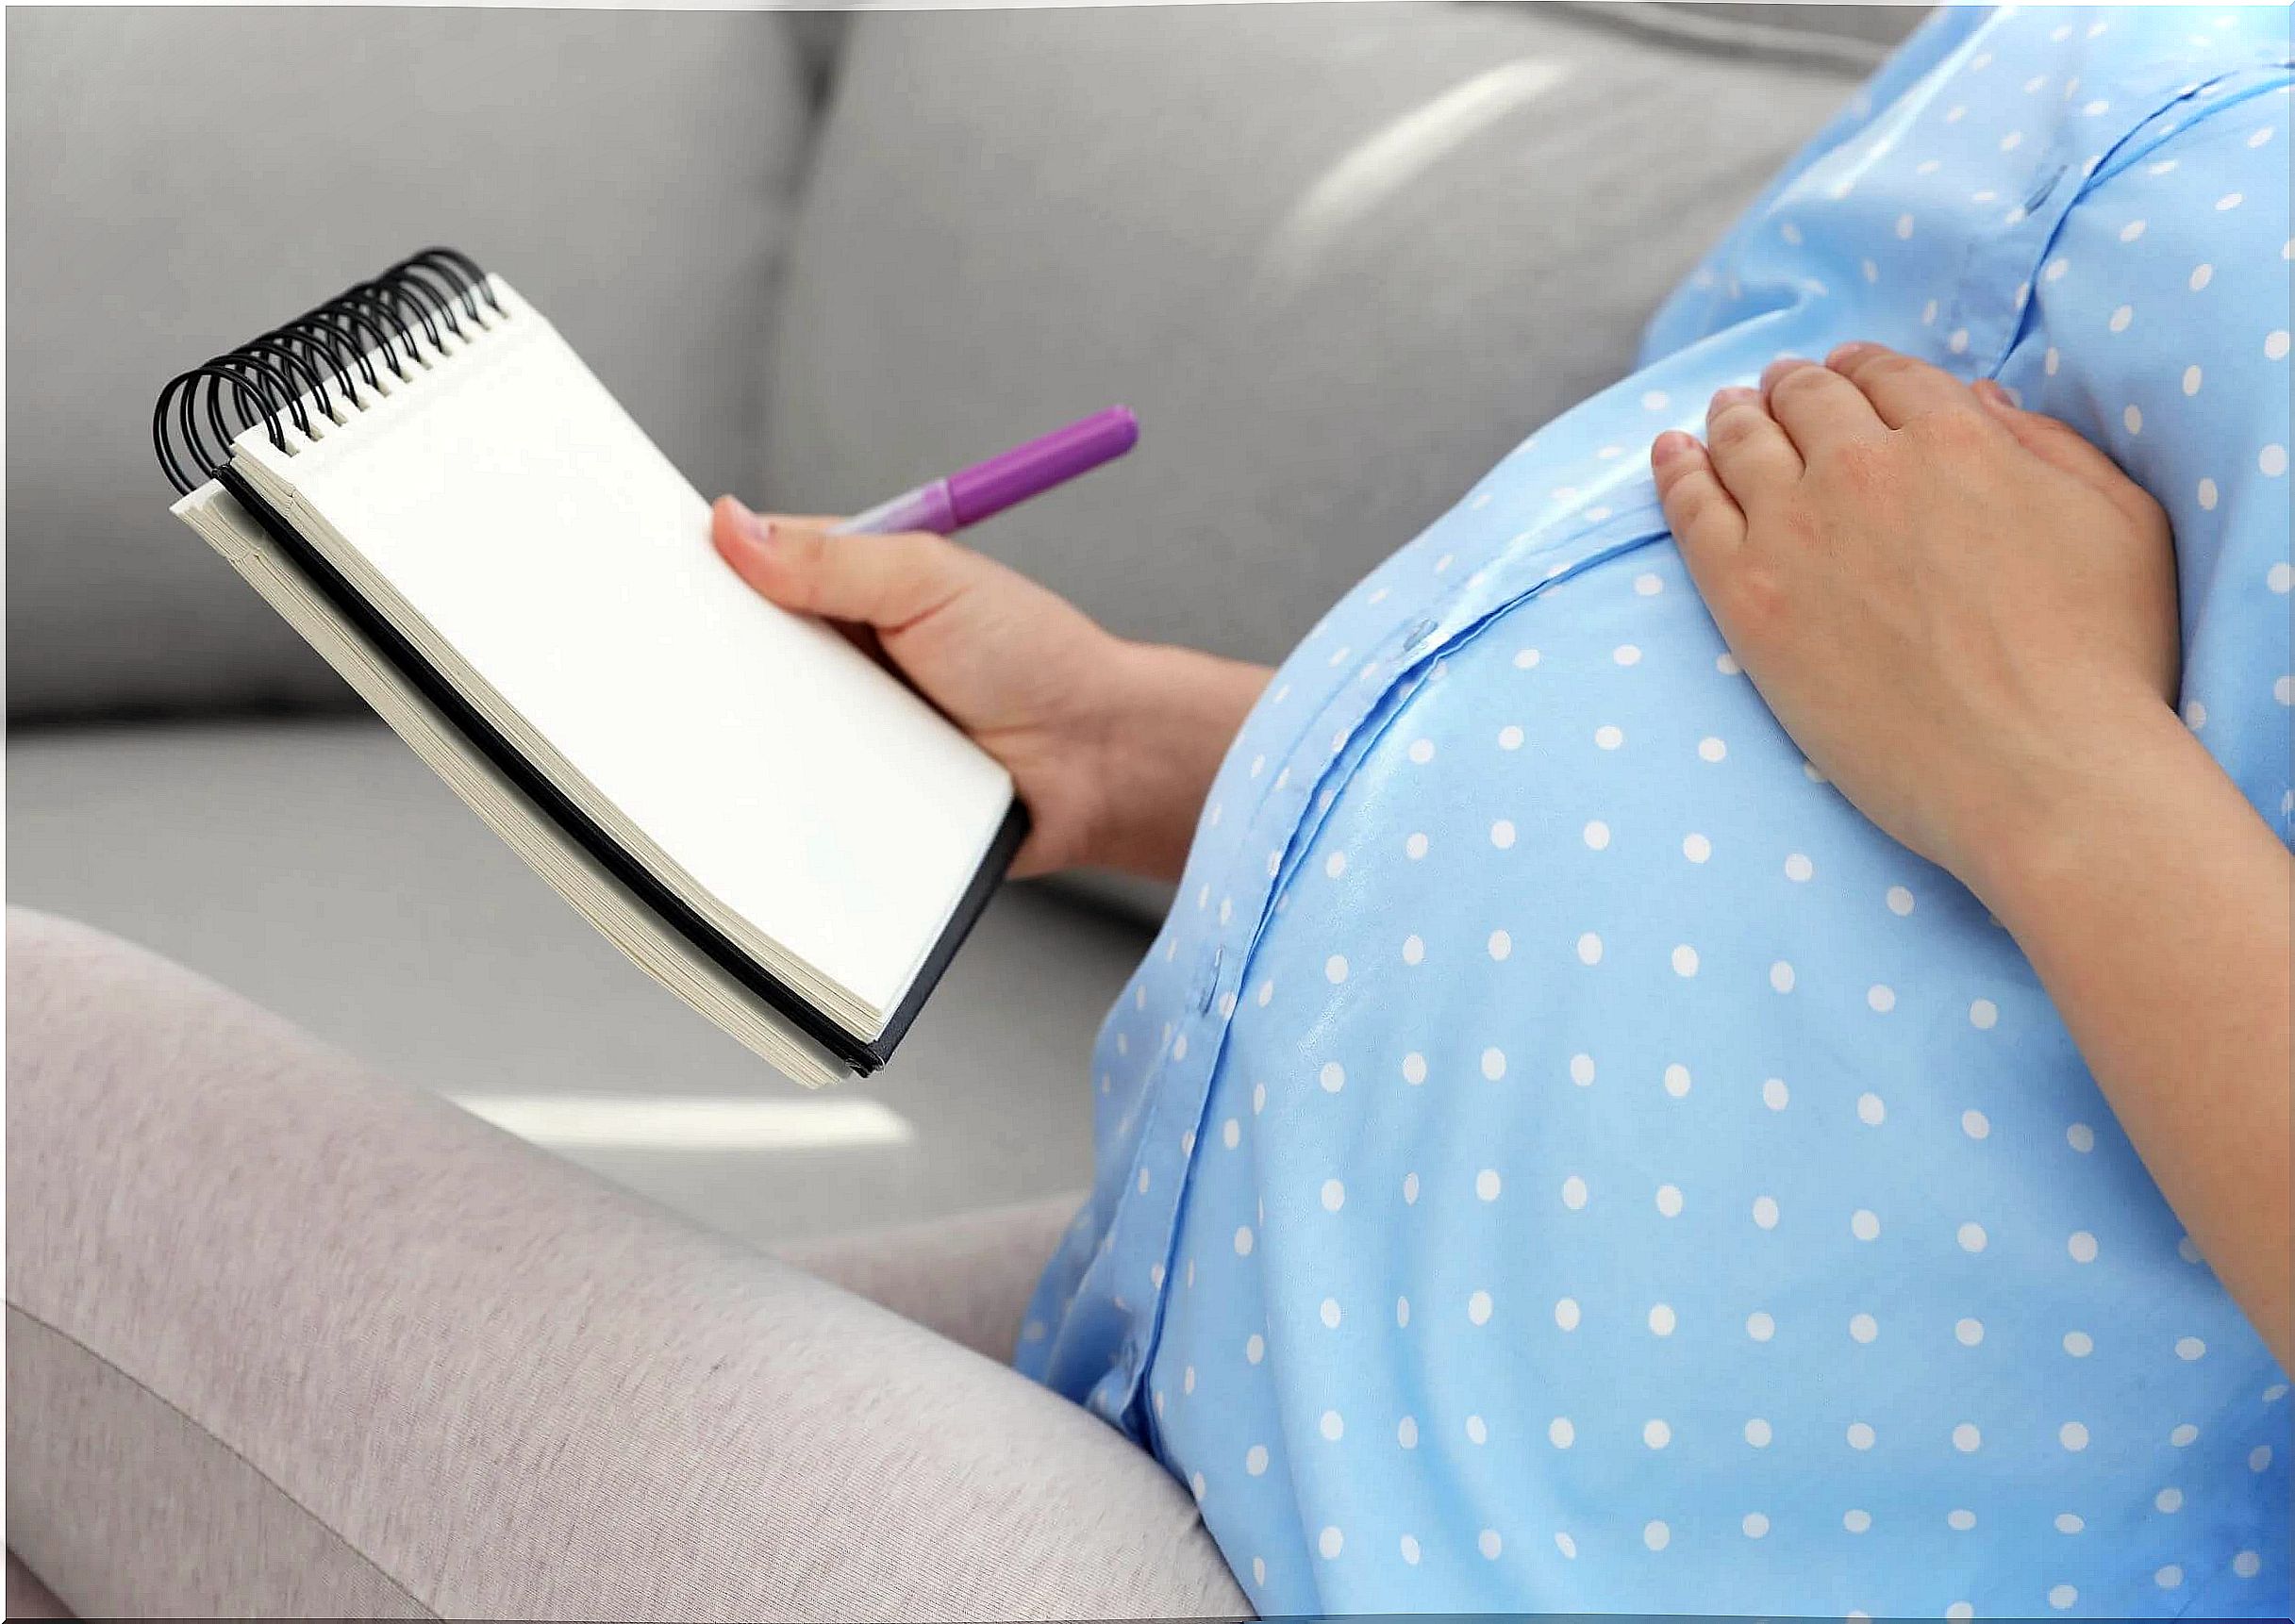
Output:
[9, 4, 2286, 1619]
[716, 6, 2292, 1615]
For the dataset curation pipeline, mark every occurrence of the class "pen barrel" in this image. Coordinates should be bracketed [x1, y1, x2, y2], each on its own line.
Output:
[829, 406, 1138, 537]
[946, 406, 1138, 529]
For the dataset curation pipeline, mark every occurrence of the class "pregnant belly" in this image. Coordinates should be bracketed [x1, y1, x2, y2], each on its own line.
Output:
[1139, 542, 2289, 1618]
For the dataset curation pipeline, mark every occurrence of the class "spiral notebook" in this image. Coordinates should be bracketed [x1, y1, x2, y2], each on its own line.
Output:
[155, 250, 1025, 1086]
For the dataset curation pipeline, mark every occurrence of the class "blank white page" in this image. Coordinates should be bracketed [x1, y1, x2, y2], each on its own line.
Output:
[241, 284, 1012, 1022]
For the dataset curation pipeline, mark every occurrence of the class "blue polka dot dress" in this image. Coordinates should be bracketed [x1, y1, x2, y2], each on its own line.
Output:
[1017, 8, 2293, 1616]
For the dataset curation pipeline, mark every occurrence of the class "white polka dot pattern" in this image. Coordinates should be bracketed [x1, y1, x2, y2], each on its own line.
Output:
[1019, 9, 2292, 1618]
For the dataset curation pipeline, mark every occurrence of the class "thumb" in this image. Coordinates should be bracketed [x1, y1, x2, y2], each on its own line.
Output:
[711, 497, 975, 630]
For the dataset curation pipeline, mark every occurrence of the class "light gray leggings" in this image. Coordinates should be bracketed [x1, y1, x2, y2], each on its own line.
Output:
[5, 908, 1247, 1620]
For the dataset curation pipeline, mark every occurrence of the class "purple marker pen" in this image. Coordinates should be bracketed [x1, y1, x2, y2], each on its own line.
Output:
[830, 406, 1139, 536]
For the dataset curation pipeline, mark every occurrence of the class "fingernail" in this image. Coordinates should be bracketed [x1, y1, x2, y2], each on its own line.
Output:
[1652, 430, 1695, 463]
[1826, 340, 1875, 368]
[1964, 380, 2020, 415]
[725, 498, 775, 547]
[1710, 387, 1759, 409]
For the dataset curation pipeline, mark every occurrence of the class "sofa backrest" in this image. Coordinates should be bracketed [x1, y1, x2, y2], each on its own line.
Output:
[762, 3, 1913, 671]
[8, 3, 1923, 723]
[6, 8, 814, 719]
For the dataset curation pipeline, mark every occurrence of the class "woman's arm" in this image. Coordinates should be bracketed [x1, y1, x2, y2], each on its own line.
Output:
[1086, 639, 1272, 882]
[1971, 701, 2290, 1366]
[1652, 342, 2291, 1367]
[710, 500, 1267, 881]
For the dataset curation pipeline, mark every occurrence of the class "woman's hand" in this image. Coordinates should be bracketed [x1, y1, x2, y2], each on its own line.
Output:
[1652, 343, 2290, 1367]
[711, 499, 1268, 881]
[1650, 341, 2179, 889]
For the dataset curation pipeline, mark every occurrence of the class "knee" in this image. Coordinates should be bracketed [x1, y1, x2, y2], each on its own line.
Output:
[7, 910, 168, 1225]
[4, 909, 305, 1215]
[8, 908, 143, 1092]
[8, 906, 153, 1026]
[6, 908, 201, 1100]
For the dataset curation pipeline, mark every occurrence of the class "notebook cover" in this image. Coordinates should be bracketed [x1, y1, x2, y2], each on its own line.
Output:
[216, 462, 1027, 1075]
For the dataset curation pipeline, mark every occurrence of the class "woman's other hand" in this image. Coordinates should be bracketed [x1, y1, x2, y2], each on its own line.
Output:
[1650, 342, 2180, 896]
[711, 500, 1267, 881]
[1653, 343, 2289, 1366]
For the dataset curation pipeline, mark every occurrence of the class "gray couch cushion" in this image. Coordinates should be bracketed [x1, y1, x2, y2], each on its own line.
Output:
[761, 2, 1875, 669]
[6, 8, 814, 720]
[6, 719, 1141, 1246]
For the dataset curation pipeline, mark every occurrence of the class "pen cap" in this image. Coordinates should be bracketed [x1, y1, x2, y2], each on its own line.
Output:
[946, 406, 1139, 528]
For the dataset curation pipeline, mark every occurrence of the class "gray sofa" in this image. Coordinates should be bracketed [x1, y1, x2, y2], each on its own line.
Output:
[7, 3, 1917, 1250]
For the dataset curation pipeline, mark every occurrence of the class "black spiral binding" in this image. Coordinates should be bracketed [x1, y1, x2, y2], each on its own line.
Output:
[154, 248, 501, 495]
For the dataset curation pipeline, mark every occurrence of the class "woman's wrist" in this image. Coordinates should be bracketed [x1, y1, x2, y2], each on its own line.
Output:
[1953, 696, 2209, 930]
[1079, 639, 1272, 882]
